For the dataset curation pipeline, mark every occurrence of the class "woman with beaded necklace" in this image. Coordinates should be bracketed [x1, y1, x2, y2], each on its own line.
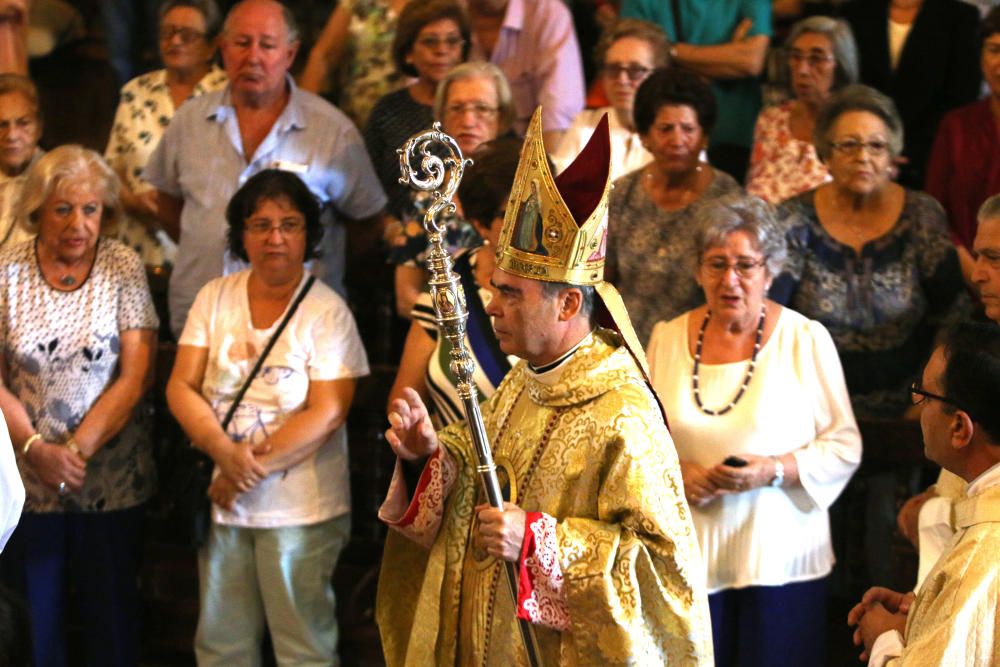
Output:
[646, 194, 861, 667]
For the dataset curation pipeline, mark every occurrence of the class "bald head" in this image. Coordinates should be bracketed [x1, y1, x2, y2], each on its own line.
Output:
[224, 0, 299, 43]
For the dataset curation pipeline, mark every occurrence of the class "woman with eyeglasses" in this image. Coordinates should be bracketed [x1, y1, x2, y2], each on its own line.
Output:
[647, 193, 861, 667]
[606, 66, 742, 345]
[746, 16, 858, 204]
[551, 18, 668, 181]
[104, 0, 227, 268]
[772, 84, 968, 590]
[166, 169, 368, 663]
[300, 0, 411, 130]
[389, 61, 515, 317]
[773, 84, 966, 419]
[364, 0, 470, 221]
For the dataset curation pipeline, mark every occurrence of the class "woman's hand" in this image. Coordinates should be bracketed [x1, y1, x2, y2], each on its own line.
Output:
[26, 441, 87, 493]
[386, 387, 438, 461]
[707, 453, 776, 494]
[208, 475, 240, 511]
[680, 460, 719, 507]
[214, 440, 270, 492]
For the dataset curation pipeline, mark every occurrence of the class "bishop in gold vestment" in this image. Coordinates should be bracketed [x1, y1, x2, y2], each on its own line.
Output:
[377, 330, 713, 666]
[377, 110, 712, 665]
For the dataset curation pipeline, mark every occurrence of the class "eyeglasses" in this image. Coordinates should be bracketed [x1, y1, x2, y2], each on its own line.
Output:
[444, 103, 499, 119]
[909, 382, 959, 408]
[415, 35, 465, 50]
[160, 25, 207, 44]
[787, 50, 835, 67]
[830, 139, 890, 157]
[245, 220, 306, 237]
[701, 258, 767, 278]
[601, 63, 654, 82]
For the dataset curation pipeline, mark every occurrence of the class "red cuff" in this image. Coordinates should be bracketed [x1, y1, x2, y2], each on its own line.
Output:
[516, 511, 571, 631]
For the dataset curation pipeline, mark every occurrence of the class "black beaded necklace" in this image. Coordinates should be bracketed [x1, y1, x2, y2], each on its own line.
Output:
[692, 306, 766, 416]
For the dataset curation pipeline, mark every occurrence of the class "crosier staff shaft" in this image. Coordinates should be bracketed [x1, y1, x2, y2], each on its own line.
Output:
[398, 124, 544, 667]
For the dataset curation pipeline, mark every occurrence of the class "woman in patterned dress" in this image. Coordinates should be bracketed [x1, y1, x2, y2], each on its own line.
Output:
[299, 0, 411, 129]
[772, 85, 968, 590]
[104, 0, 228, 267]
[607, 66, 743, 346]
[0, 145, 159, 667]
[746, 16, 859, 204]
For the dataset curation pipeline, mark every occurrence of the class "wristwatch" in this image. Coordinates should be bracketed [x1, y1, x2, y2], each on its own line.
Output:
[769, 456, 784, 487]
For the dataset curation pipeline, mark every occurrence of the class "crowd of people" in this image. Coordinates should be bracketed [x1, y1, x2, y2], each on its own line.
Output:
[0, 0, 999, 665]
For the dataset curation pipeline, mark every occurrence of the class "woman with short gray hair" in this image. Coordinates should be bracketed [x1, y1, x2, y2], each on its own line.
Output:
[747, 16, 859, 204]
[772, 83, 965, 418]
[647, 192, 861, 666]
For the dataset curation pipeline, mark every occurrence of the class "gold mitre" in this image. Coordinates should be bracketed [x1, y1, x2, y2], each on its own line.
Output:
[496, 108, 611, 285]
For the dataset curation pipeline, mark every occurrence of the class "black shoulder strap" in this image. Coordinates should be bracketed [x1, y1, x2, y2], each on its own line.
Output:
[220, 275, 316, 429]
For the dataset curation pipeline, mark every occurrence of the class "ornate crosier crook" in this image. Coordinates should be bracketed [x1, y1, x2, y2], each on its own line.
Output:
[398, 124, 544, 667]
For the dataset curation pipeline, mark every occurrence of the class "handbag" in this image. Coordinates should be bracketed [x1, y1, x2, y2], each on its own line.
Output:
[157, 275, 316, 548]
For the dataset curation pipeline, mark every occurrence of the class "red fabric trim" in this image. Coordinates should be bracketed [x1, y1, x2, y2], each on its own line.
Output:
[516, 511, 571, 631]
[389, 449, 442, 527]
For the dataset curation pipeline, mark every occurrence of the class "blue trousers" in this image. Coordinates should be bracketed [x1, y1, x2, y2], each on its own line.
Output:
[709, 577, 828, 667]
[0, 506, 145, 667]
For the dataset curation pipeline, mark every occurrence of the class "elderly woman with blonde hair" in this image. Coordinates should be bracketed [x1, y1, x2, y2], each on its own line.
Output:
[0, 144, 158, 667]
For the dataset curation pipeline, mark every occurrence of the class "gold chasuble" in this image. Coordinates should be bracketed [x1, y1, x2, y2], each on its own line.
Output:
[888, 482, 1000, 665]
[376, 330, 713, 666]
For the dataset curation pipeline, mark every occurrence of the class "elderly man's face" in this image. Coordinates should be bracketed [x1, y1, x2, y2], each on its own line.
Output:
[973, 217, 1000, 323]
[221, 0, 298, 103]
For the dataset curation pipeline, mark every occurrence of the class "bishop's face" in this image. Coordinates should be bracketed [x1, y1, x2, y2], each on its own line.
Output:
[485, 268, 563, 365]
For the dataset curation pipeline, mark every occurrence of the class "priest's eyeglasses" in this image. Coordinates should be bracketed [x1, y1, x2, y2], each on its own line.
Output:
[701, 258, 766, 278]
[909, 382, 959, 408]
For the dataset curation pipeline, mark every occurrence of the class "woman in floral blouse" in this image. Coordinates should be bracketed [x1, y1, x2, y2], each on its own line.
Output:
[0, 145, 159, 667]
[104, 0, 227, 267]
[746, 16, 858, 205]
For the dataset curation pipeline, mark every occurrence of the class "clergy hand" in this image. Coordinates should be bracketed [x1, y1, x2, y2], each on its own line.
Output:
[680, 460, 719, 506]
[476, 502, 526, 562]
[386, 387, 439, 461]
[851, 601, 908, 661]
[847, 587, 913, 660]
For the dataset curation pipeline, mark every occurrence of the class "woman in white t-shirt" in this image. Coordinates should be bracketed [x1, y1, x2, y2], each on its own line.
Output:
[645, 193, 861, 667]
[166, 169, 369, 666]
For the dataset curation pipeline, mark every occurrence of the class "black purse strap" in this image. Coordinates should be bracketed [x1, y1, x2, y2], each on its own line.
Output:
[220, 275, 316, 429]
